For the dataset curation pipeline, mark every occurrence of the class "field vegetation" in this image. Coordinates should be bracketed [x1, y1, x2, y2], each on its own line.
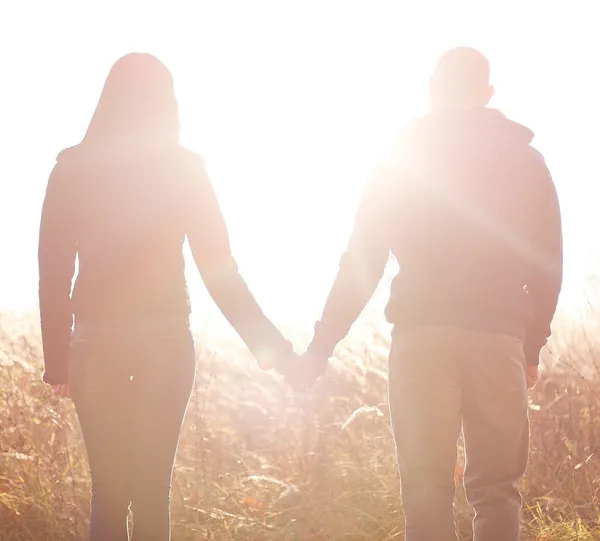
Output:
[1, 305, 599, 540]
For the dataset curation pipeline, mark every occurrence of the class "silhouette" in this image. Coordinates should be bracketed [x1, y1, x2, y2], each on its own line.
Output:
[289, 47, 563, 540]
[38, 52, 296, 541]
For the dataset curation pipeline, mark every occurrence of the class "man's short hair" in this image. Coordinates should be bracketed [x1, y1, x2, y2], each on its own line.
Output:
[433, 47, 490, 104]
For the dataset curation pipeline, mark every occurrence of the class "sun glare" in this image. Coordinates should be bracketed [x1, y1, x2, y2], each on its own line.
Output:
[176, 47, 424, 325]
[1, 1, 597, 328]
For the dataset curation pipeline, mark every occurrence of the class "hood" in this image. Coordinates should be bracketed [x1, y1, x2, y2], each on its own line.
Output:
[403, 107, 535, 150]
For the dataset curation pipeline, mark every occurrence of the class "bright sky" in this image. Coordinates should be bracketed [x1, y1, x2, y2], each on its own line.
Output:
[0, 1, 598, 330]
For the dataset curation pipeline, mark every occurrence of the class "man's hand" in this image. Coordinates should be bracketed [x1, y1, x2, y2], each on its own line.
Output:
[50, 383, 70, 398]
[526, 366, 539, 389]
[277, 351, 328, 392]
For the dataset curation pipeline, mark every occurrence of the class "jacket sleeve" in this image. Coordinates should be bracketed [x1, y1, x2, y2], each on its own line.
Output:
[524, 155, 563, 366]
[184, 156, 293, 369]
[308, 162, 394, 358]
[38, 161, 77, 384]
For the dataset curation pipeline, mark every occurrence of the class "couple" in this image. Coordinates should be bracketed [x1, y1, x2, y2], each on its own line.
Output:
[38, 47, 562, 541]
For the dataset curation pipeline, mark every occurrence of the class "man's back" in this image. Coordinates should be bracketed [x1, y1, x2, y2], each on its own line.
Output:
[308, 107, 562, 370]
[385, 107, 561, 349]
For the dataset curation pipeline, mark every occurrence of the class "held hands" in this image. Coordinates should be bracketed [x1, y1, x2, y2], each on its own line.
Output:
[276, 349, 329, 392]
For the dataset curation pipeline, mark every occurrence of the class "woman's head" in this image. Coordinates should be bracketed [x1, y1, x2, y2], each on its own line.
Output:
[83, 53, 180, 145]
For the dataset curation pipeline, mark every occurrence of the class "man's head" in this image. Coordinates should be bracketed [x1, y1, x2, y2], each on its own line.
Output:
[429, 47, 494, 109]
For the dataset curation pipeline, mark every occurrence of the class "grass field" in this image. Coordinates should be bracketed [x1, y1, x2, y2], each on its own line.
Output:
[1, 309, 599, 540]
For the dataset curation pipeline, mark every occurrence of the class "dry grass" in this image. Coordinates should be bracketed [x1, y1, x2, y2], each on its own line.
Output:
[1, 310, 600, 540]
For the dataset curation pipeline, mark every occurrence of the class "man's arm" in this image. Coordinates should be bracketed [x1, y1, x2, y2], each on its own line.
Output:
[307, 164, 395, 359]
[524, 156, 563, 366]
[183, 155, 294, 370]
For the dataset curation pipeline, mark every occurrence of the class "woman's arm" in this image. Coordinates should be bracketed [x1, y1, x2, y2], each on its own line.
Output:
[38, 160, 77, 385]
[183, 155, 293, 370]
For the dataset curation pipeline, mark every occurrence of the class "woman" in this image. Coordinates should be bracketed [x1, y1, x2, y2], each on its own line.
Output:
[38, 52, 295, 541]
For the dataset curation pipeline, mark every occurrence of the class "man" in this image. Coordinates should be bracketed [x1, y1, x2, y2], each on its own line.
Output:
[286, 47, 563, 540]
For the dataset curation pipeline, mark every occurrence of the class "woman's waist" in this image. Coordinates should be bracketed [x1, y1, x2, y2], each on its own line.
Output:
[71, 277, 192, 319]
[72, 313, 192, 345]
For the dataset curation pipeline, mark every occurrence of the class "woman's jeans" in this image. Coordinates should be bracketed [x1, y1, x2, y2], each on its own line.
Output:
[69, 318, 196, 541]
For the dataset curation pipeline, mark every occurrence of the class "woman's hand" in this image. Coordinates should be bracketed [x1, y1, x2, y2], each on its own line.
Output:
[50, 383, 70, 398]
[277, 351, 328, 392]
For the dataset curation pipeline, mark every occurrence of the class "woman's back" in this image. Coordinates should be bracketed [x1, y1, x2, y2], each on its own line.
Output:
[41, 143, 205, 323]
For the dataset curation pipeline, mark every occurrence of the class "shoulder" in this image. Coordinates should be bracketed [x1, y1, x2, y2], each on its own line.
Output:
[165, 145, 208, 182]
[522, 143, 548, 167]
[523, 144, 555, 186]
[46, 145, 83, 191]
[173, 145, 206, 169]
[513, 144, 560, 211]
[54, 144, 83, 170]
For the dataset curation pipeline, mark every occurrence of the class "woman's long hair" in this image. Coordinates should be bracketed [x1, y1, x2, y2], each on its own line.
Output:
[82, 53, 180, 146]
